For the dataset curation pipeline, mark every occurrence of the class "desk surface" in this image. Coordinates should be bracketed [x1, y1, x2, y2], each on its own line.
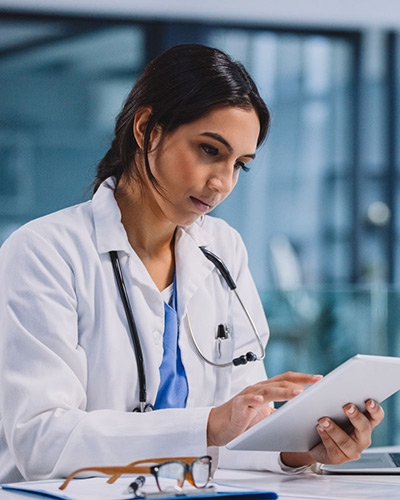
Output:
[1, 468, 400, 500]
[216, 468, 400, 499]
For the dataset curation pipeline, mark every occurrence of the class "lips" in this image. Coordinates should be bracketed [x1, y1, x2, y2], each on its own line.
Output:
[190, 196, 216, 213]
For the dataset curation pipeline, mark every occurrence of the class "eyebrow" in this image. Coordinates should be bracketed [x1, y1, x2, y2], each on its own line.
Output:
[200, 132, 256, 160]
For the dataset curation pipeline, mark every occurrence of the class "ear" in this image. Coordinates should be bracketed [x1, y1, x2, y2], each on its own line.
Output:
[133, 106, 161, 151]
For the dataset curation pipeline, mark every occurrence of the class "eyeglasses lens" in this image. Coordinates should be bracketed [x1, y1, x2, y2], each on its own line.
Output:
[191, 457, 211, 488]
[156, 462, 186, 491]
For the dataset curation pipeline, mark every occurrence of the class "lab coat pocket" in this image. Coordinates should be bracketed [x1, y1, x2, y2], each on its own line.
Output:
[214, 333, 234, 365]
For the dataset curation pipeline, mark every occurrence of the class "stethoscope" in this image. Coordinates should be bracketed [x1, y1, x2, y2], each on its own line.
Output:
[109, 247, 265, 412]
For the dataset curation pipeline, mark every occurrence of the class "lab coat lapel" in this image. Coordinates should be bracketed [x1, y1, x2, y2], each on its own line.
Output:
[174, 225, 214, 322]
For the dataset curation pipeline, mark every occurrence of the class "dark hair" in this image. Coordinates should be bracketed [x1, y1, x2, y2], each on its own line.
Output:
[93, 43, 270, 192]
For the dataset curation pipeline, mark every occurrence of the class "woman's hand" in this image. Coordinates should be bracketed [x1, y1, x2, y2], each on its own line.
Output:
[207, 372, 322, 447]
[280, 399, 384, 468]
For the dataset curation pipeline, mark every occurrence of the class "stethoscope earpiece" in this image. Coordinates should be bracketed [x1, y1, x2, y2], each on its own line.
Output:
[246, 351, 258, 362]
[232, 352, 258, 366]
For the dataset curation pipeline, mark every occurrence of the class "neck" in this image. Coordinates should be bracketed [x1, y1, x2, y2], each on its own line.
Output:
[115, 175, 176, 291]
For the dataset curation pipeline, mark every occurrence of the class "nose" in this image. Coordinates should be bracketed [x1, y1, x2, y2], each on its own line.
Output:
[206, 163, 237, 195]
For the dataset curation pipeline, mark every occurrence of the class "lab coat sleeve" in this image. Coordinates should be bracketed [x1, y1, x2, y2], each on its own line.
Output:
[0, 227, 210, 481]
[218, 448, 311, 474]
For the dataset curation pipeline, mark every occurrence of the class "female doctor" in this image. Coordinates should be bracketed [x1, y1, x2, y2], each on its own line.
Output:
[0, 44, 383, 483]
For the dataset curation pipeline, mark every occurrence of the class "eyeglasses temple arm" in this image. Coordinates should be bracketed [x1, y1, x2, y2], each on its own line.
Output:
[106, 465, 149, 484]
[59, 465, 148, 490]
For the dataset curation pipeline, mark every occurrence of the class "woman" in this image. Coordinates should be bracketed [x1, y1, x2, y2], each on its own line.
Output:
[0, 44, 382, 483]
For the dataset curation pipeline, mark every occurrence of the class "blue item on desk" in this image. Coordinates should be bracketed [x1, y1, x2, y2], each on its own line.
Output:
[1, 481, 278, 499]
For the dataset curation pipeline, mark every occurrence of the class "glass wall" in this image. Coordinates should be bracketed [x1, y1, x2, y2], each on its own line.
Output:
[208, 29, 356, 289]
[394, 33, 400, 283]
[0, 18, 360, 289]
[0, 18, 362, 289]
[1, 13, 400, 446]
[0, 17, 145, 243]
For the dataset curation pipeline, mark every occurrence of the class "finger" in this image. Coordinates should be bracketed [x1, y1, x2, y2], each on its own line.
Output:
[316, 419, 351, 463]
[317, 410, 372, 463]
[245, 384, 304, 405]
[341, 400, 384, 450]
[364, 399, 385, 427]
[344, 401, 384, 431]
[229, 394, 271, 432]
[248, 375, 323, 403]
[342, 404, 372, 449]
[317, 418, 354, 463]
[269, 371, 323, 385]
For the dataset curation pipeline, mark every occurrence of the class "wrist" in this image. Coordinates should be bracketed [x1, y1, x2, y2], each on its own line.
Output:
[280, 451, 316, 468]
[207, 407, 220, 447]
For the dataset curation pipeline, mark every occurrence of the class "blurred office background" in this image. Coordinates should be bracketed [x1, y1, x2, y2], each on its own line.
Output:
[1, 0, 400, 444]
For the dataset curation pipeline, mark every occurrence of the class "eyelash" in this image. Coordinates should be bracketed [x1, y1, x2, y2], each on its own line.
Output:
[201, 144, 251, 172]
[236, 161, 250, 172]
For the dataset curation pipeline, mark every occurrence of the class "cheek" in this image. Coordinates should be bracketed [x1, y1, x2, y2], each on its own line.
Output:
[176, 165, 198, 184]
[151, 138, 205, 193]
[163, 150, 200, 185]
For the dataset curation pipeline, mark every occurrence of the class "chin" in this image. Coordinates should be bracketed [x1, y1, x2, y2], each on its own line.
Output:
[177, 215, 202, 227]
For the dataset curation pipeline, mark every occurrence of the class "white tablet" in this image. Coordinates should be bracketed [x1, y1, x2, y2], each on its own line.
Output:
[227, 354, 400, 452]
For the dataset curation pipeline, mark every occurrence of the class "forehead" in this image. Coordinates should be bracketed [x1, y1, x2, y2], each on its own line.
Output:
[178, 106, 260, 152]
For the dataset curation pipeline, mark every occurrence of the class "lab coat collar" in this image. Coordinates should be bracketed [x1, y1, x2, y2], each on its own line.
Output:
[92, 177, 217, 307]
[92, 177, 216, 255]
[92, 178, 131, 255]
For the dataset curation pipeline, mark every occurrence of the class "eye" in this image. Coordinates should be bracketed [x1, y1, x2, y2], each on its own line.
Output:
[201, 144, 219, 156]
[235, 161, 250, 172]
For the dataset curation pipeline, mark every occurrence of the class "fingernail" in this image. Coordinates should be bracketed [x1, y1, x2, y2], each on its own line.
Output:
[346, 405, 355, 415]
[370, 400, 376, 409]
[293, 389, 304, 395]
[320, 419, 329, 428]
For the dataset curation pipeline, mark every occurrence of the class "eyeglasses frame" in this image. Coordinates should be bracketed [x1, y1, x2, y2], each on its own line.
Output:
[59, 455, 212, 491]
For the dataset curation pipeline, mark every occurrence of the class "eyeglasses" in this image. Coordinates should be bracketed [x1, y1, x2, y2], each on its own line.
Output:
[59, 455, 212, 493]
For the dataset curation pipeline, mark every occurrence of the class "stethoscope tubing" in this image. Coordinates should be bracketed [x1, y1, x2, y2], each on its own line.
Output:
[110, 250, 148, 412]
[193, 247, 265, 367]
[110, 246, 265, 411]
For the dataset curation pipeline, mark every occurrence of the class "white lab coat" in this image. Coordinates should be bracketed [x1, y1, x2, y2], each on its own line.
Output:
[0, 178, 288, 483]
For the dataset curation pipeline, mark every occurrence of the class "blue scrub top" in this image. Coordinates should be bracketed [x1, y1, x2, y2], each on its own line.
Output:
[154, 278, 188, 409]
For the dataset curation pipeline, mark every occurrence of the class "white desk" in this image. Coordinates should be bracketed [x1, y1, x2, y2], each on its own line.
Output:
[1, 469, 400, 500]
[216, 468, 400, 499]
